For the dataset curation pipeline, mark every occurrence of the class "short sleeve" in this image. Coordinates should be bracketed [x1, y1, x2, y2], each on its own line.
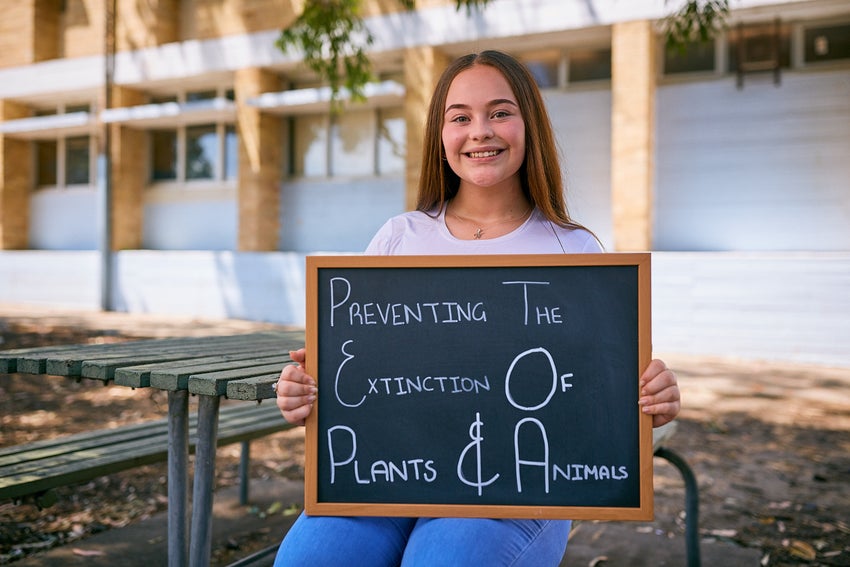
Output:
[364, 219, 394, 255]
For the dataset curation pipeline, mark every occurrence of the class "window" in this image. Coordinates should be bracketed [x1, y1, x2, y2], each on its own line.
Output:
[65, 104, 91, 114]
[568, 48, 611, 83]
[186, 125, 217, 180]
[146, 89, 238, 185]
[151, 130, 177, 181]
[520, 50, 561, 89]
[664, 40, 716, 75]
[65, 136, 90, 185]
[30, 104, 94, 190]
[36, 140, 57, 186]
[804, 22, 850, 64]
[34, 135, 93, 189]
[151, 95, 178, 104]
[186, 90, 217, 103]
[520, 47, 612, 86]
[293, 114, 328, 177]
[224, 125, 238, 180]
[729, 20, 791, 73]
[377, 107, 405, 175]
[288, 105, 404, 179]
[331, 109, 376, 177]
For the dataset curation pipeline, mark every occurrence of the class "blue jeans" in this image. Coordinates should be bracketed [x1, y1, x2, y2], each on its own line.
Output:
[273, 513, 571, 567]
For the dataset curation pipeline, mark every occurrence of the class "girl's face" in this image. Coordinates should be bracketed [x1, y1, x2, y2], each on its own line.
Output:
[442, 65, 526, 194]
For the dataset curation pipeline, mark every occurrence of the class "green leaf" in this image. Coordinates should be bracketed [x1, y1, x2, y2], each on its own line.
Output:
[663, 0, 729, 55]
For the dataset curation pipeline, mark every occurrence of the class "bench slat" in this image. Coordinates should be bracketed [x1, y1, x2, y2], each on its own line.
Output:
[150, 357, 291, 392]
[0, 337, 211, 373]
[0, 402, 291, 501]
[47, 335, 286, 377]
[2, 331, 298, 377]
[187, 364, 291, 396]
[0, 420, 173, 468]
[12, 333, 278, 375]
[0, 403, 278, 470]
[226, 373, 281, 401]
[0, 403, 280, 464]
[80, 337, 289, 381]
[114, 353, 289, 388]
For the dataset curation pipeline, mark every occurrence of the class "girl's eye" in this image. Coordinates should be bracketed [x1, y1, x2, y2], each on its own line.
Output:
[492, 110, 511, 119]
[450, 115, 470, 123]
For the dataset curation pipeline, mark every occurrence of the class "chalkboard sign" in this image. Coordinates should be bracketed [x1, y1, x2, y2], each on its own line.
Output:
[304, 253, 653, 521]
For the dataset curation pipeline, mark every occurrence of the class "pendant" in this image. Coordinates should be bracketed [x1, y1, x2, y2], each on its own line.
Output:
[474, 228, 483, 239]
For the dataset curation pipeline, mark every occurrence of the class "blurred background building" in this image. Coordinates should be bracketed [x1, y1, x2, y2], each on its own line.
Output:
[0, 0, 847, 365]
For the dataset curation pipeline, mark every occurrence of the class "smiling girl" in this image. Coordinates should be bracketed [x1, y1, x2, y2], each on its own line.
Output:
[273, 50, 680, 567]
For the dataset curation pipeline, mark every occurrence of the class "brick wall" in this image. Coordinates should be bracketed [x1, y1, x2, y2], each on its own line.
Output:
[0, 2, 37, 67]
[0, 101, 32, 249]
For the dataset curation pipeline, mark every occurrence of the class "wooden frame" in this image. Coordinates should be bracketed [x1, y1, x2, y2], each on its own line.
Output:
[304, 253, 653, 520]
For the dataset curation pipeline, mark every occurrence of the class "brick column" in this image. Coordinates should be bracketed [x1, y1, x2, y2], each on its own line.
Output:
[110, 86, 147, 250]
[403, 46, 449, 211]
[0, 100, 32, 250]
[610, 20, 656, 251]
[235, 67, 281, 251]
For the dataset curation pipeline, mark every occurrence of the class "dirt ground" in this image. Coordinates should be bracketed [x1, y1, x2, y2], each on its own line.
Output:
[1, 309, 849, 566]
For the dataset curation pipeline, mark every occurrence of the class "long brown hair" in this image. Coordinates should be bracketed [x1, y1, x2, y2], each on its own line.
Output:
[415, 50, 584, 230]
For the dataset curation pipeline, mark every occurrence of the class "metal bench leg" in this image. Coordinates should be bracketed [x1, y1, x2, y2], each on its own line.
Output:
[239, 441, 250, 506]
[655, 446, 701, 567]
[168, 390, 189, 567]
[190, 394, 221, 567]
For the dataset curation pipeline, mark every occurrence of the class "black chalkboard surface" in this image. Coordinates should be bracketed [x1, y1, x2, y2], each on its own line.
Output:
[304, 253, 653, 520]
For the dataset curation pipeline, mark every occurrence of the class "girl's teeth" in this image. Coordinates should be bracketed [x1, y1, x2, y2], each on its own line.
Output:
[469, 150, 499, 158]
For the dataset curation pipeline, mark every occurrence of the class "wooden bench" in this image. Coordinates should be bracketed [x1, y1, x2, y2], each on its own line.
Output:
[0, 401, 291, 508]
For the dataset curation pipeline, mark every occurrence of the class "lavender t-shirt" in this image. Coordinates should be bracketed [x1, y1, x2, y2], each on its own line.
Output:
[365, 207, 601, 255]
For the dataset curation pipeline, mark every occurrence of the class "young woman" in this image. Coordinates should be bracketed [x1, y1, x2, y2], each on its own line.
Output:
[273, 50, 681, 567]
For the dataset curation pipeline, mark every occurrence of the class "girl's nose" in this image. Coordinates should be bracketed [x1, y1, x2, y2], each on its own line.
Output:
[470, 119, 494, 140]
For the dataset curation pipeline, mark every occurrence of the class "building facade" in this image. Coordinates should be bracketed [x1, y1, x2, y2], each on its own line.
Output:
[1, 0, 848, 365]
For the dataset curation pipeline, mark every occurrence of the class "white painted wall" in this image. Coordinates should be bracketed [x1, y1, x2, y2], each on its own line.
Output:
[655, 69, 850, 251]
[2, 251, 848, 367]
[545, 87, 614, 248]
[280, 176, 405, 253]
[143, 187, 238, 250]
[0, 251, 101, 309]
[29, 188, 98, 250]
[652, 252, 850, 367]
[110, 251, 308, 324]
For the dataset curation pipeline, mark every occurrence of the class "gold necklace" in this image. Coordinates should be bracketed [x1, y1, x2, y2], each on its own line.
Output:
[449, 207, 531, 240]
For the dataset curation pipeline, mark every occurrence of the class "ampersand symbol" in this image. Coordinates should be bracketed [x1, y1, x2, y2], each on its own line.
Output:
[457, 412, 500, 496]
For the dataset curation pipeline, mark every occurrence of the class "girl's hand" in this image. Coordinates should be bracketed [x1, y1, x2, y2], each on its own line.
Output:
[638, 359, 681, 428]
[274, 348, 317, 426]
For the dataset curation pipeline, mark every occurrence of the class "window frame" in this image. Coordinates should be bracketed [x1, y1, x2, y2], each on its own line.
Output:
[32, 102, 97, 191]
[796, 18, 850, 69]
[145, 87, 239, 189]
[285, 103, 407, 181]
